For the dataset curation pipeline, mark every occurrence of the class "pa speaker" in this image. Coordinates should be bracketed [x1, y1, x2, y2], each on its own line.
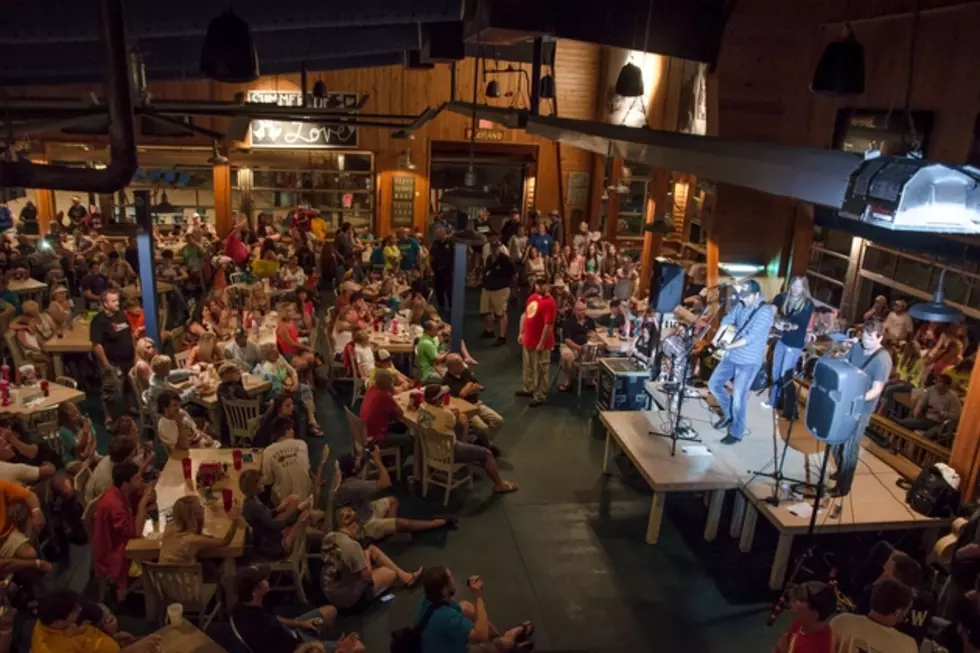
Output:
[650, 261, 685, 314]
[804, 356, 871, 445]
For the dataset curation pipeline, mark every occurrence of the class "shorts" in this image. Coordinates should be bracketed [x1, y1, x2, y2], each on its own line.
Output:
[479, 288, 510, 317]
[453, 441, 489, 465]
[0, 529, 28, 558]
[363, 498, 398, 539]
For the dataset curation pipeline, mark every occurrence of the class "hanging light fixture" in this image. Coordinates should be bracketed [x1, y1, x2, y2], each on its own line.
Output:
[811, 24, 864, 96]
[391, 129, 415, 140]
[615, 62, 644, 98]
[399, 150, 417, 171]
[200, 9, 260, 83]
[485, 80, 501, 99]
[539, 75, 556, 99]
[644, 183, 675, 234]
[312, 80, 328, 99]
[908, 270, 964, 323]
[207, 141, 228, 165]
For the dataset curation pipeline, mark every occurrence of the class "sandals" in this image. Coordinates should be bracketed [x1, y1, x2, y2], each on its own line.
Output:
[558, 384, 572, 392]
[494, 481, 519, 494]
[404, 567, 423, 588]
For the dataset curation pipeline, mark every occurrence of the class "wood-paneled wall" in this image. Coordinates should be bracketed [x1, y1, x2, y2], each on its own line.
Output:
[10, 41, 601, 237]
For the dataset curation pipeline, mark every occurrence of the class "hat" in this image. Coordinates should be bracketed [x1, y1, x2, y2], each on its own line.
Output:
[377, 349, 392, 362]
[789, 581, 837, 620]
[423, 384, 449, 403]
[235, 564, 270, 599]
[50, 286, 68, 296]
[736, 279, 762, 299]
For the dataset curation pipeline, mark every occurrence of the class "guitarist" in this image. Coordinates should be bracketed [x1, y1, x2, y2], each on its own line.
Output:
[708, 279, 774, 445]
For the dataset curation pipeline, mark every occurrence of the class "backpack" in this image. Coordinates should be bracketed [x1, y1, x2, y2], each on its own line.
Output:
[906, 463, 960, 518]
[390, 601, 441, 653]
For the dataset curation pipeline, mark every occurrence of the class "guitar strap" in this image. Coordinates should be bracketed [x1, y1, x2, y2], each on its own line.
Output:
[730, 302, 767, 344]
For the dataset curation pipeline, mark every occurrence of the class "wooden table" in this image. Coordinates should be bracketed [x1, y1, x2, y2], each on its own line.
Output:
[154, 620, 225, 653]
[7, 277, 48, 298]
[0, 382, 84, 416]
[368, 330, 415, 354]
[599, 410, 742, 544]
[41, 318, 93, 377]
[189, 372, 271, 430]
[392, 391, 480, 482]
[594, 331, 635, 354]
[127, 448, 260, 618]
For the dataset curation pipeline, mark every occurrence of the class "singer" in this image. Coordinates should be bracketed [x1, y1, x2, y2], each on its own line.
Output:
[708, 280, 773, 444]
[832, 319, 891, 497]
[766, 276, 815, 413]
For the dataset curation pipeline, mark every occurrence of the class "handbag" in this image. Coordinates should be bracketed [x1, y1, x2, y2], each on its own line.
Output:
[390, 601, 442, 653]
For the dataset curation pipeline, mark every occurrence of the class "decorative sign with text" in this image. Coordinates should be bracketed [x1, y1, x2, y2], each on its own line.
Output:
[391, 175, 416, 227]
[246, 90, 359, 149]
[464, 128, 505, 142]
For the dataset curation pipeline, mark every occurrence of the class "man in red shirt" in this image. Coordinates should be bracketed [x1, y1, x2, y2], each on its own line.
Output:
[358, 370, 413, 451]
[774, 581, 835, 653]
[93, 461, 155, 601]
[516, 279, 557, 406]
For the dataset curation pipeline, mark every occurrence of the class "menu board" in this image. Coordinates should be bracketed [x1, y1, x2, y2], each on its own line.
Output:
[391, 175, 415, 227]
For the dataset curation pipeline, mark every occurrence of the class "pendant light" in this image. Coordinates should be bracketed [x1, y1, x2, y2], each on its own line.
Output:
[399, 150, 417, 171]
[811, 26, 864, 96]
[615, 63, 644, 98]
[908, 270, 964, 323]
[485, 80, 501, 98]
[200, 9, 260, 83]
[312, 80, 328, 99]
[539, 74, 556, 99]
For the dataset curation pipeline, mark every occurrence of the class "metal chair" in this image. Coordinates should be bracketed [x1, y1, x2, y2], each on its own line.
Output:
[221, 397, 262, 447]
[31, 408, 62, 458]
[344, 407, 401, 481]
[142, 562, 222, 630]
[418, 425, 473, 506]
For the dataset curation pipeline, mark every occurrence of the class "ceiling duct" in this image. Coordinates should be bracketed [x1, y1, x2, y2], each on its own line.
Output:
[0, 0, 137, 194]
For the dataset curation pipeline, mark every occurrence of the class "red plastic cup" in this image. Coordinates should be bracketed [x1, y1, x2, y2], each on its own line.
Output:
[222, 488, 233, 512]
[392, 320, 399, 335]
[232, 449, 242, 471]
[1, 365, 9, 382]
[40, 380, 49, 397]
[410, 391, 422, 409]
[181, 457, 192, 480]
[442, 391, 451, 406]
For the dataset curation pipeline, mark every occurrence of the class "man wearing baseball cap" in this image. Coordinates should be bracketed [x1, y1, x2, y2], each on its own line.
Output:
[707, 278, 773, 444]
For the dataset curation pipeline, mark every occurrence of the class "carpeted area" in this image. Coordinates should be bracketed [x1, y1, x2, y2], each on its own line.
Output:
[51, 291, 786, 652]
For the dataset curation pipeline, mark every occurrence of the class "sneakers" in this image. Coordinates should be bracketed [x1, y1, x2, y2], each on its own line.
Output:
[712, 416, 732, 431]
[720, 434, 740, 445]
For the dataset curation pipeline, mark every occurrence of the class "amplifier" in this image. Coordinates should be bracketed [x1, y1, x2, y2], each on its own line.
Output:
[596, 357, 652, 412]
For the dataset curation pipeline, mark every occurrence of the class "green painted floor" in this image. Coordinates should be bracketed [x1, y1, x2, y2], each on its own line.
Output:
[62, 293, 788, 652]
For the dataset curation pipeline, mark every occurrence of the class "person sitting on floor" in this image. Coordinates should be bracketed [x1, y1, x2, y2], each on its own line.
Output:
[239, 468, 312, 562]
[158, 495, 242, 564]
[774, 581, 834, 653]
[230, 564, 345, 652]
[416, 566, 534, 653]
[31, 589, 162, 653]
[92, 462, 156, 601]
[418, 384, 517, 495]
[334, 447, 456, 543]
[831, 578, 917, 653]
[442, 354, 502, 452]
[320, 507, 421, 611]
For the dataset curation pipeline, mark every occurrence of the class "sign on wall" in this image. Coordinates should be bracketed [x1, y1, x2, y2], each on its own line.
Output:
[566, 171, 590, 206]
[246, 90, 359, 149]
[391, 175, 415, 227]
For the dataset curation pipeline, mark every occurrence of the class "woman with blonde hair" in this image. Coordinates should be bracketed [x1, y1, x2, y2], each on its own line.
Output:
[9, 300, 54, 366]
[320, 507, 421, 611]
[133, 337, 156, 388]
[766, 275, 815, 411]
[256, 343, 323, 437]
[239, 468, 311, 560]
[188, 331, 223, 367]
[45, 286, 74, 329]
[158, 495, 243, 564]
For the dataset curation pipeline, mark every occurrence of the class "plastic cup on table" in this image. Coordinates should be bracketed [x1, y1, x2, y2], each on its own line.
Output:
[181, 457, 192, 480]
[40, 380, 49, 397]
[222, 488, 233, 512]
[442, 392, 451, 406]
[233, 449, 242, 471]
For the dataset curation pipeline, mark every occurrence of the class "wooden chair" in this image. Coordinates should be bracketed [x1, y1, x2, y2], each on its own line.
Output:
[349, 350, 363, 407]
[30, 408, 62, 458]
[344, 407, 402, 481]
[221, 397, 262, 447]
[173, 350, 193, 369]
[266, 521, 309, 604]
[323, 461, 343, 532]
[82, 494, 107, 600]
[54, 376, 78, 389]
[307, 444, 331, 560]
[142, 562, 222, 630]
[2, 331, 47, 379]
[73, 465, 92, 503]
[419, 425, 472, 506]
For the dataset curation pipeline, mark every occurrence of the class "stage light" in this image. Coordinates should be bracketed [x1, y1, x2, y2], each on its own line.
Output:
[908, 269, 964, 324]
[811, 26, 864, 96]
[615, 62, 644, 98]
[200, 9, 260, 83]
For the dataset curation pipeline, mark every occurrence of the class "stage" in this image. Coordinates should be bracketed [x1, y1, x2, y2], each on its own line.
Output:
[597, 381, 950, 589]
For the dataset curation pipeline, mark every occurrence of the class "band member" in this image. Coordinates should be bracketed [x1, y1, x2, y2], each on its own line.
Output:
[833, 319, 891, 497]
[708, 279, 773, 444]
[766, 275, 815, 412]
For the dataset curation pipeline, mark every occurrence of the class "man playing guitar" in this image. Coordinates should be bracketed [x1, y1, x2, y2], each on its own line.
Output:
[708, 279, 774, 444]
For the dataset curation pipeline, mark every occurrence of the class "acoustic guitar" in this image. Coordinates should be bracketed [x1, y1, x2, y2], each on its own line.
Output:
[930, 517, 968, 572]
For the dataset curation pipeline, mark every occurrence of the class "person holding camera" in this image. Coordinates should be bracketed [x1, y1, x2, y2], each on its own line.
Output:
[416, 567, 534, 653]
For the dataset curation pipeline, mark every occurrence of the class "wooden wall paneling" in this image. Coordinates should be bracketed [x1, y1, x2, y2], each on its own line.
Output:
[638, 169, 672, 293]
[213, 162, 232, 237]
[949, 351, 980, 501]
[604, 158, 621, 242]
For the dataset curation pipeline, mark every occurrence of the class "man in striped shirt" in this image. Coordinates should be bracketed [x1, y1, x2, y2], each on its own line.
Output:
[708, 279, 774, 444]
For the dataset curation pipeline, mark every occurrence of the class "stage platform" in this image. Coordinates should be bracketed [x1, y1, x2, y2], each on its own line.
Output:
[596, 382, 950, 589]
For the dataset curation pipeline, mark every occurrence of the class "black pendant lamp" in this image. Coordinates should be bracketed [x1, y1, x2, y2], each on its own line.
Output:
[908, 270, 964, 324]
[539, 74, 556, 99]
[312, 80, 328, 99]
[200, 9, 260, 83]
[811, 25, 865, 96]
[615, 62, 644, 97]
[485, 80, 501, 99]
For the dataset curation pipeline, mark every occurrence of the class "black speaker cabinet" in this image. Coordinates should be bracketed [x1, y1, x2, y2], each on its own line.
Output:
[650, 261, 685, 313]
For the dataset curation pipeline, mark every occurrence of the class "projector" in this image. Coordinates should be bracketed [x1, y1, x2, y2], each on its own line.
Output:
[839, 155, 980, 234]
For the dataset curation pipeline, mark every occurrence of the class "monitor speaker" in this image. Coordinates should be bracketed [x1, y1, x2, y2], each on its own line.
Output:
[650, 261, 685, 313]
[804, 356, 871, 445]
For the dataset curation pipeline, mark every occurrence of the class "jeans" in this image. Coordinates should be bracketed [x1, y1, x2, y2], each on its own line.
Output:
[285, 608, 338, 651]
[832, 411, 871, 495]
[769, 341, 803, 409]
[882, 381, 913, 405]
[433, 272, 452, 311]
[897, 416, 941, 432]
[708, 356, 761, 439]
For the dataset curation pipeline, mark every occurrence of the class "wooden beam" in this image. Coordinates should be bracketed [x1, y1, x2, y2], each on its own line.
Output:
[949, 357, 980, 501]
[604, 157, 621, 242]
[588, 154, 605, 230]
[213, 162, 232, 238]
[789, 203, 814, 277]
[638, 196, 662, 297]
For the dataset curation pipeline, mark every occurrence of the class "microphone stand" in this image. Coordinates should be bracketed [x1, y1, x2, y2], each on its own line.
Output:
[649, 322, 704, 456]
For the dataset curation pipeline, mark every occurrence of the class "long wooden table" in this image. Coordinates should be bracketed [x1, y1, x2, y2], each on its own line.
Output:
[126, 448, 260, 618]
[8, 277, 48, 297]
[155, 620, 225, 653]
[599, 410, 742, 544]
[0, 382, 84, 416]
[41, 318, 93, 377]
[368, 330, 414, 354]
